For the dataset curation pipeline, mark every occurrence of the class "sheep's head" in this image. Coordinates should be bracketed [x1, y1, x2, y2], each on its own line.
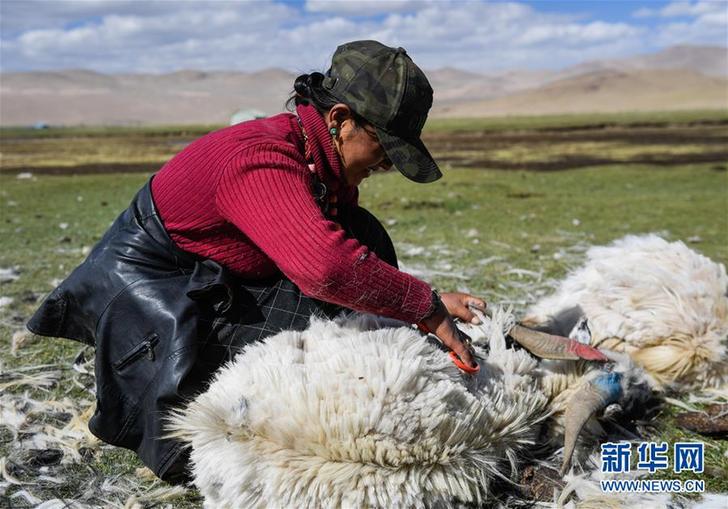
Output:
[502, 320, 620, 475]
[558, 350, 657, 475]
[471, 309, 656, 477]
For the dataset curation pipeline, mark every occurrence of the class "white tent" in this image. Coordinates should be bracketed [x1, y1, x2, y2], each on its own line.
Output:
[229, 108, 266, 125]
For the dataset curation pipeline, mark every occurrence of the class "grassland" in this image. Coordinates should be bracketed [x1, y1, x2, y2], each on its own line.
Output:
[2, 109, 727, 174]
[0, 110, 726, 506]
[424, 109, 728, 132]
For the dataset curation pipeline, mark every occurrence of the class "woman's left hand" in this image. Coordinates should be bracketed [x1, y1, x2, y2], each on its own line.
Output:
[440, 292, 487, 324]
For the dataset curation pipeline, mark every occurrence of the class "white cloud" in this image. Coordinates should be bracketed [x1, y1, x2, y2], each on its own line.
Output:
[515, 22, 641, 46]
[305, 0, 425, 15]
[632, 7, 657, 18]
[1, 0, 725, 74]
[660, 0, 723, 18]
[6, 1, 297, 72]
[632, 0, 727, 19]
[1, 0, 173, 35]
[347, 2, 645, 70]
[631, 0, 728, 47]
[654, 19, 727, 47]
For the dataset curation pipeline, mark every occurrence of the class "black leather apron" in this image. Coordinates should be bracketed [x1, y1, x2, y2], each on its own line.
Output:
[28, 177, 397, 483]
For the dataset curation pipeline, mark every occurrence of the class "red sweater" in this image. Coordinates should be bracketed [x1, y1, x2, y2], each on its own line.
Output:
[151, 103, 434, 323]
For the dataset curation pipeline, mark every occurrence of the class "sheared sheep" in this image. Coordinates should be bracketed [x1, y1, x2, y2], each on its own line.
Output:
[167, 308, 651, 508]
[522, 234, 728, 390]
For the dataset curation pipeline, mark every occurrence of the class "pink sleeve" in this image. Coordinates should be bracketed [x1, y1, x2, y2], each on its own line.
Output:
[214, 143, 434, 323]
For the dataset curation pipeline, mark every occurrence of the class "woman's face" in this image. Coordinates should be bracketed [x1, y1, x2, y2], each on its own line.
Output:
[327, 105, 393, 186]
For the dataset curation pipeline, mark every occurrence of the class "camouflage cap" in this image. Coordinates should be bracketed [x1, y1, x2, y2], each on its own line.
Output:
[322, 40, 442, 183]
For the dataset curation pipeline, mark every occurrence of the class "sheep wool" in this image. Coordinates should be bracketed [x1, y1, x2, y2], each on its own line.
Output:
[167, 311, 551, 509]
[524, 234, 728, 389]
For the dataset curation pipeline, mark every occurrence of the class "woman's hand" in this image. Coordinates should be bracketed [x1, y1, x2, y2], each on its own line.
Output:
[441, 292, 487, 324]
[420, 294, 484, 369]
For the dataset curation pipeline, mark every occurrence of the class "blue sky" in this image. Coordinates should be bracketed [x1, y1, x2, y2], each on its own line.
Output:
[519, 1, 659, 22]
[1, 0, 726, 73]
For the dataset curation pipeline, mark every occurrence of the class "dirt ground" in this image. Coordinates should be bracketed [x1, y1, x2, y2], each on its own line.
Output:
[423, 120, 728, 171]
[1, 119, 726, 175]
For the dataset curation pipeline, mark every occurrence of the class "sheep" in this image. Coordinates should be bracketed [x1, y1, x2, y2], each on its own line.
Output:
[166, 234, 726, 507]
[522, 234, 728, 390]
[167, 308, 651, 508]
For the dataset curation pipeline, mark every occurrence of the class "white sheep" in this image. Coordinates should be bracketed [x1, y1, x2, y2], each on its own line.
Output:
[167, 309, 649, 508]
[523, 234, 728, 390]
[167, 234, 726, 507]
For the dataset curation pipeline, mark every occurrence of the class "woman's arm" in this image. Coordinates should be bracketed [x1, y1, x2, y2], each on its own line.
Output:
[215, 142, 434, 324]
[216, 142, 483, 368]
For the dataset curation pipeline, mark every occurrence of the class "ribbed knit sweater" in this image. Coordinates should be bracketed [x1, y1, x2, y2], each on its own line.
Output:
[151, 103, 434, 323]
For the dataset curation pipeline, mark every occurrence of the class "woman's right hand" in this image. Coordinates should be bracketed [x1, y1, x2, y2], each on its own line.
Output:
[421, 300, 478, 369]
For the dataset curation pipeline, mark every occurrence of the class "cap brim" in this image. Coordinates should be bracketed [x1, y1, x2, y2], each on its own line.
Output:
[375, 127, 442, 183]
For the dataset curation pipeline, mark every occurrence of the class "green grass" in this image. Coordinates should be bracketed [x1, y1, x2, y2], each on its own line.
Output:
[1, 114, 726, 504]
[649, 404, 728, 492]
[424, 109, 728, 132]
[0, 124, 221, 139]
[362, 165, 727, 291]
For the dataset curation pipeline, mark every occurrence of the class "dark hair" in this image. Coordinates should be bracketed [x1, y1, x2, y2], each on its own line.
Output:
[286, 72, 366, 126]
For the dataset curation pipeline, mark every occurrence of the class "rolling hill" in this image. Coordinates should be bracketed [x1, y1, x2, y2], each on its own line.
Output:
[1, 45, 725, 125]
[434, 69, 728, 117]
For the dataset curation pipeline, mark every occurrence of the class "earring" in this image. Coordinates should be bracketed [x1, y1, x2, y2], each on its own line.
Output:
[329, 126, 338, 136]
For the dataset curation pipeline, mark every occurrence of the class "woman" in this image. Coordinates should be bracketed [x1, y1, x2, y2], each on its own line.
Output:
[28, 40, 485, 483]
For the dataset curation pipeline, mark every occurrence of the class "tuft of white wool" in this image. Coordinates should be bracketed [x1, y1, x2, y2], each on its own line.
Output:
[524, 234, 728, 389]
[0, 392, 99, 465]
[690, 494, 728, 509]
[457, 305, 517, 347]
[559, 454, 673, 509]
[168, 308, 664, 507]
[167, 311, 552, 509]
[559, 454, 728, 509]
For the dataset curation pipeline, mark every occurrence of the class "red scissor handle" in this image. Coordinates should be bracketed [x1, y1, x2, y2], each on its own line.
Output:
[449, 351, 480, 374]
[418, 323, 480, 374]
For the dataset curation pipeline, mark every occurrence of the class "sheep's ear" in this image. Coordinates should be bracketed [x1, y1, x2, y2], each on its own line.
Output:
[508, 324, 607, 361]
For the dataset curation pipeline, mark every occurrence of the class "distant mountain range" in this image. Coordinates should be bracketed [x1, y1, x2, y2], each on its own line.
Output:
[1, 45, 725, 125]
